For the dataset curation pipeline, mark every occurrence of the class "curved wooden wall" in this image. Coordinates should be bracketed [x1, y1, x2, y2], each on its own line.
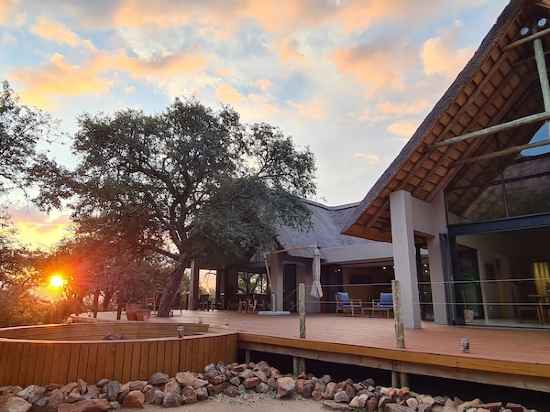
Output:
[0, 324, 238, 386]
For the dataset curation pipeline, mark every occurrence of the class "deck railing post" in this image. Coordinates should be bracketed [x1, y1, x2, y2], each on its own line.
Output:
[298, 283, 306, 338]
[392, 280, 406, 349]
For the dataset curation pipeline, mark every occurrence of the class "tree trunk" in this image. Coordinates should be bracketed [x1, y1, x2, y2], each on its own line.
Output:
[158, 261, 187, 317]
[102, 289, 114, 311]
[92, 289, 100, 318]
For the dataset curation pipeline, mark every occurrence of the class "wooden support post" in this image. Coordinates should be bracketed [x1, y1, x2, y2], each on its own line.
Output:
[245, 349, 251, 364]
[189, 260, 200, 311]
[392, 280, 406, 349]
[400, 372, 409, 388]
[292, 357, 306, 376]
[458, 138, 550, 164]
[534, 38, 550, 113]
[298, 283, 306, 338]
[391, 371, 400, 388]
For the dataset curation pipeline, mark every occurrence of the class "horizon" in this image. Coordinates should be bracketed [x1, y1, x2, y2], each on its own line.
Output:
[0, 0, 507, 250]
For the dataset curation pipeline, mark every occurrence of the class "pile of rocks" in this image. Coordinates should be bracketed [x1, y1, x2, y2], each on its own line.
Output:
[0, 361, 537, 412]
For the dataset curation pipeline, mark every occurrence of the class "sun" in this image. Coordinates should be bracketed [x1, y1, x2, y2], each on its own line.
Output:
[48, 274, 66, 289]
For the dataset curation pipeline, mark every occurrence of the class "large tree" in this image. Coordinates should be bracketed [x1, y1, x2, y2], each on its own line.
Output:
[33, 98, 316, 316]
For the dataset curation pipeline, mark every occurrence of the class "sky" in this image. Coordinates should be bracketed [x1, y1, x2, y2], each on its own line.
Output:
[0, 0, 507, 250]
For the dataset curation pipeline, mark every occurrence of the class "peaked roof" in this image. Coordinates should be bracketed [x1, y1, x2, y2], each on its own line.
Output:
[277, 200, 393, 264]
[343, 0, 550, 241]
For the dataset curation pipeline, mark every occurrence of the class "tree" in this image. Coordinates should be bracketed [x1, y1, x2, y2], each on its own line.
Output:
[0, 81, 49, 193]
[32, 98, 316, 316]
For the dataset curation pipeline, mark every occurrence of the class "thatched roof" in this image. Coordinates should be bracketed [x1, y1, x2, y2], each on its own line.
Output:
[277, 200, 393, 264]
[343, 0, 550, 241]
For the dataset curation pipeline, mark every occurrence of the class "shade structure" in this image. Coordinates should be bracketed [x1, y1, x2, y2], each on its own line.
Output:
[311, 247, 323, 298]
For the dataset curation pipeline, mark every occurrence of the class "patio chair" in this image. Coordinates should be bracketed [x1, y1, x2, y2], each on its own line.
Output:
[198, 294, 211, 311]
[371, 292, 394, 318]
[335, 292, 363, 316]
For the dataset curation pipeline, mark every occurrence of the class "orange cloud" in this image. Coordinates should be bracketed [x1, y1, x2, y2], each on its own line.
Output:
[422, 25, 474, 78]
[255, 79, 272, 92]
[31, 17, 96, 50]
[0, 0, 17, 23]
[376, 99, 431, 116]
[387, 121, 418, 139]
[332, 42, 412, 95]
[8, 208, 72, 251]
[215, 83, 242, 105]
[289, 98, 326, 120]
[10, 50, 207, 108]
[353, 152, 381, 165]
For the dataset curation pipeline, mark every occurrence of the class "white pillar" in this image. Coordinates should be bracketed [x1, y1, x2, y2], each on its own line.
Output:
[390, 190, 422, 329]
[189, 260, 200, 311]
[269, 254, 284, 311]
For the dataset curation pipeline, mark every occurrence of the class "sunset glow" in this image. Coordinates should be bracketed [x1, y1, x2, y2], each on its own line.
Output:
[48, 274, 66, 289]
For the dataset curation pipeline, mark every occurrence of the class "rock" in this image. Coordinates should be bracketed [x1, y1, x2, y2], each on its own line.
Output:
[151, 390, 164, 406]
[243, 377, 260, 389]
[45, 389, 64, 412]
[127, 382, 147, 392]
[276, 377, 295, 399]
[312, 390, 323, 401]
[223, 386, 240, 398]
[181, 386, 197, 404]
[191, 378, 208, 389]
[366, 397, 378, 412]
[66, 389, 83, 404]
[238, 370, 253, 380]
[267, 378, 278, 390]
[17, 386, 46, 404]
[122, 391, 144, 409]
[506, 404, 525, 412]
[350, 394, 368, 409]
[322, 400, 351, 411]
[363, 378, 375, 387]
[209, 375, 226, 386]
[256, 383, 269, 394]
[344, 384, 355, 400]
[457, 400, 481, 412]
[232, 364, 247, 373]
[149, 373, 169, 386]
[384, 405, 414, 412]
[303, 381, 314, 399]
[95, 380, 109, 388]
[0, 388, 23, 397]
[0, 396, 32, 412]
[109, 401, 120, 410]
[323, 382, 337, 400]
[57, 399, 110, 412]
[333, 391, 349, 404]
[418, 395, 435, 407]
[175, 372, 195, 387]
[83, 386, 98, 401]
[103, 382, 120, 403]
[206, 384, 225, 396]
[229, 377, 240, 387]
[477, 403, 502, 412]
[163, 381, 180, 395]
[253, 371, 268, 382]
[196, 388, 208, 401]
[77, 380, 87, 395]
[320, 375, 332, 385]
[295, 380, 305, 395]
[161, 393, 182, 408]
[270, 368, 281, 378]
[406, 398, 419, 408]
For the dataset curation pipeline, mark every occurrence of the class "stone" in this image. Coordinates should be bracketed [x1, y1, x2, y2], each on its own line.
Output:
[267, 378, 278, 390]
[418, 395, 435, 407]
[269, 368, 281, 378]
[196, 388, 208, 401]
[77, 380, 87, 395]
[181, 386, 197, 404]
[243, 377, 260, 389]
[363, 378, 375, 387]
[350, 394, 369, 409]
[149, 373, 169, 386]
[477, 404, 502, 412]
[162, 393, 182, 408]
[334, 391, 349, 403]
[122, 391, 144, 409]
[210, 375, 226, 386]
[109, 402, 120, 410]
[60, 384, 79, 396]
[95, 380, 109, 388]
[384, 405, 414, 412]
[457, 400, 481, 412]
[253, 371, 268, 382]
[127, 382, 147, 392]
[323, 382, 337, 400]
[320, 375, 332, 385]
[191, 378, 208, 389]
[83, 386, 99, 401]
[17, 386, 46, 404]
[66, 389, 83, 404]
[232, 364, 247, 373]
[322, 400, 351, 411]
[366, 397, 378, 412]
[0, 396, 32, 412]
[207, 384, 225, 396]
[0, 388, 23, 397]
[104, 382, 120, 402]
[506, 404, 525, 412]
[295, 380, 305, 395]
[57, 399, 110, 412]
[312, 390, 323, 401]
[303, 382, 314, 399]
[163, 381, 180, 395]
[151, 390, 164, 406]
[344, 384, 355, 400]
[223, 386, 240, 398]
[238, 370, 253, 380]
[229, 377, 240, 387]
[256, 383, 269, 394]
[276, 377, 295, 399]
[45, 389, 65, 412]
[406, 398, 419, 409]
[175, 372, 195, 387]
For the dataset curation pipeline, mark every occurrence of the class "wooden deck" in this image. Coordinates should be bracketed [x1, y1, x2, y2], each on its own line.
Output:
[89, 311, 550, 391]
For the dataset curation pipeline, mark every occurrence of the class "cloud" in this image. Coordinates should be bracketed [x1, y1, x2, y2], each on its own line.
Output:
[289, 97, 326, 120]
[422, 24, 474, 78]
[215, 83, 242, 105]
[387, 121, 419, 139]
[31, 17, 96, 50]
[376, 99, 431, 116]
[352, 152, 381, 165]
[255, 79, 272, 92]
[332, 40, 414, 95]
[9, 50, 208, 108]
[0, 0, 17, 23]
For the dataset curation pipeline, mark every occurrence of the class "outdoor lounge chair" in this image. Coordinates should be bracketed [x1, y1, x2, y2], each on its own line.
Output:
[335, 292, 363, 316]
[371, 292, 394, 318]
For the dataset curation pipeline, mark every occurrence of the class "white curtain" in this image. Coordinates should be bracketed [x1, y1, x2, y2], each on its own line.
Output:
[311, 247, 323, 298]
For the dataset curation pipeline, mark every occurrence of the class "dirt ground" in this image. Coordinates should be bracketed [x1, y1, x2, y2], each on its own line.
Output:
[121, 397, 325, 412]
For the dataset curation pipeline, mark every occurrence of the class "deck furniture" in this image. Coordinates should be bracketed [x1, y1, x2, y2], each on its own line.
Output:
[199, 294, 211, 311]
[335, 292, 363, 316]
[371, 292, 394, 318]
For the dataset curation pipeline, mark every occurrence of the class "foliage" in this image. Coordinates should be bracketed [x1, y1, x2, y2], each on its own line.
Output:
[32, 98, 316, 315]
[238, 272, 268, 295]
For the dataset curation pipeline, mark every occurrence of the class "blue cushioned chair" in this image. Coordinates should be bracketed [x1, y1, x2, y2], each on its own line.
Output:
[335, 292, 363, 316]
[371, 292, 394, 318]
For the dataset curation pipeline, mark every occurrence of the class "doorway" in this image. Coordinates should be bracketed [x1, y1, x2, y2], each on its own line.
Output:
[283, 264, 297, 312]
